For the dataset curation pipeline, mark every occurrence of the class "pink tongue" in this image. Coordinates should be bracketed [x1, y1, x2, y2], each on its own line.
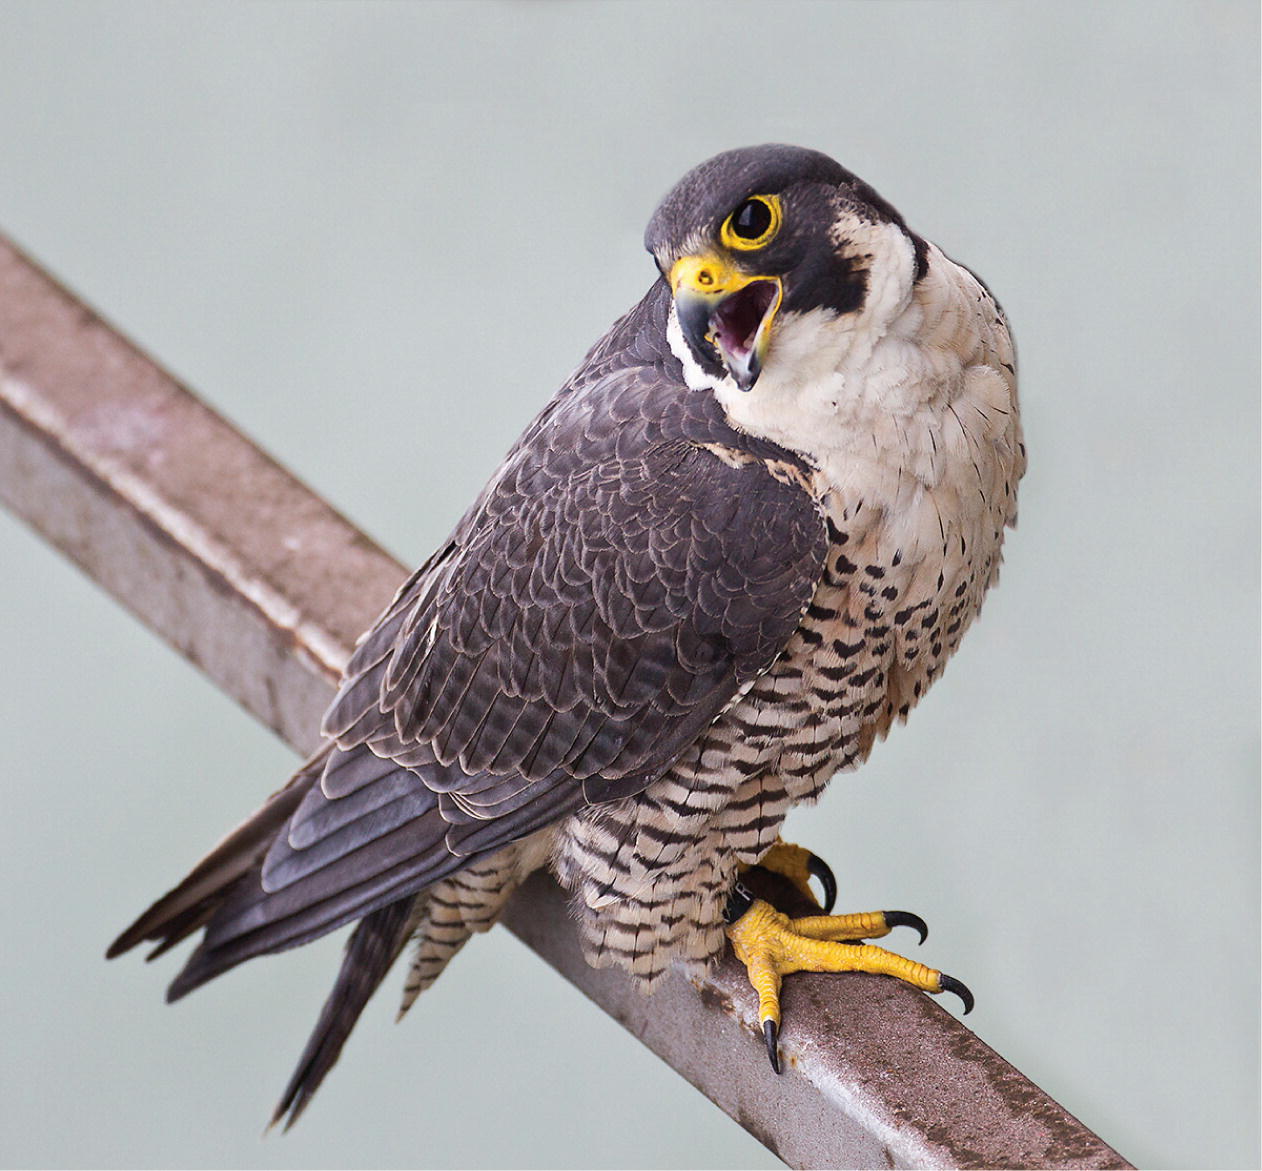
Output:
[715, 316, 751, 357]
[714, 282, 775, 357]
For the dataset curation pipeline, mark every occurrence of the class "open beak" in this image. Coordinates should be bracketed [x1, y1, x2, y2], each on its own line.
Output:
[669, 255, 782, 392]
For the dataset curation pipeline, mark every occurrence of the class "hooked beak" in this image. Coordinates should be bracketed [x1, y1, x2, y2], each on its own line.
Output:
[669, 255, 782, 391]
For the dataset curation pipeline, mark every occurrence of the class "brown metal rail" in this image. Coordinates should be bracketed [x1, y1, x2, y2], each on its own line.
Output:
[0, 234, 1131, 1170]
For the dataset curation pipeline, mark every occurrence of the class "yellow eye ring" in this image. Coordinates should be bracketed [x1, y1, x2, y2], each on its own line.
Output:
[720, 194, 783, 251]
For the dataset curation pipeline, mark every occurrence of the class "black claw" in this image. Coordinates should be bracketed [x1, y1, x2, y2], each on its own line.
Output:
[763, 1019, 781, 1074]
[724, 881, 755, 925]
[938, 974, 975, 1015]
[883, 910, 928, 945]
[806, 852, 837, 914]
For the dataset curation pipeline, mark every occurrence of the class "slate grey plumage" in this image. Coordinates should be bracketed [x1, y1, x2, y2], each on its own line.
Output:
[110, 144, 1024, 1126]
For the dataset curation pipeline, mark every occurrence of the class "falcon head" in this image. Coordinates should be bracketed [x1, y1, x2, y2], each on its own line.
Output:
[645, 144, 928, 393]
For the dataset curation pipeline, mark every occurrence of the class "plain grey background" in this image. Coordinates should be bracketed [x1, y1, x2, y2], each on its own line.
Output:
[1, 2, 1257, 1168]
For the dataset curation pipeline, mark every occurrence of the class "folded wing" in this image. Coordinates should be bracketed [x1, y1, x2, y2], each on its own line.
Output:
[111, 282, 828, 1007]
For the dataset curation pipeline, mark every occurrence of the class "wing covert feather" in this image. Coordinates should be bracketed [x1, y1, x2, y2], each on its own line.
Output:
[321, 291, 826, 821]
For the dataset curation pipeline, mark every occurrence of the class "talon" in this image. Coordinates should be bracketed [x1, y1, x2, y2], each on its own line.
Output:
[806, 852, 837, 914]
[724, 881, 755, 925]
[763, 1018, 781, 1074]
[753, 841, 835, 912]
[883, 910, 928, 945]
[938, 973, 974, 1015]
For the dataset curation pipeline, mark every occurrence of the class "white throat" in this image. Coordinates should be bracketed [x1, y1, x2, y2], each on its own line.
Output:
[666, 220, 927, 476]
[666, 227, 1021, 571]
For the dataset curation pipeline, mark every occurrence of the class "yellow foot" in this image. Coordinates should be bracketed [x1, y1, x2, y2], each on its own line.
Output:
[724, 893, 973, 1073]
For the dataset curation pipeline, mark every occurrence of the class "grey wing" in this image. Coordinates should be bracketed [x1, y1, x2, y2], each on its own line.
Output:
[129, 298, 828, 998]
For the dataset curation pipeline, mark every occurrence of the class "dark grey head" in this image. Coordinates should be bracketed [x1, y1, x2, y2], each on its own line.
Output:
[645, 144, 926, 391]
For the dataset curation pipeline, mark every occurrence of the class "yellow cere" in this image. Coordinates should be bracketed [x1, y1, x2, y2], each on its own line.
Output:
[668, 254, 775, 297]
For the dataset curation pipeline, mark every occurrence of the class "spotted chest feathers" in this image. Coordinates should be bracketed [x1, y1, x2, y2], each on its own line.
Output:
[553, 241, 1024, 984]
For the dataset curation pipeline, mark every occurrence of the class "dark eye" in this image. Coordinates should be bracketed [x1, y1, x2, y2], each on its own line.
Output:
[732, 198, 773, 240]
[720, 194, 782, 251]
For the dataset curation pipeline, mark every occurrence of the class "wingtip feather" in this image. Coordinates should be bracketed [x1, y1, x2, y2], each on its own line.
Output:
[106, 754, 326, 968]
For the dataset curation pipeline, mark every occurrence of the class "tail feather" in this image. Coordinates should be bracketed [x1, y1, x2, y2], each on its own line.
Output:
[108, 742, 462, 1126]
[270, 896, 418, 1130]
[163, 813, 462, 1002]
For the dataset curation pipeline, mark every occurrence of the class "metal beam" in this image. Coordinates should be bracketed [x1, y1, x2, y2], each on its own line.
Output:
[0, 234, 1131, 1170]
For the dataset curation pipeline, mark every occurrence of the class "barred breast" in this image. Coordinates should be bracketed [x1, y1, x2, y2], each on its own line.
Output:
[398, 454, 1015, 999]
[553, 504, 998, 981]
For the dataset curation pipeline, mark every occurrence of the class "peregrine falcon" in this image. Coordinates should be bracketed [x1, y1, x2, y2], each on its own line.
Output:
[110, 144, 1025, 1125]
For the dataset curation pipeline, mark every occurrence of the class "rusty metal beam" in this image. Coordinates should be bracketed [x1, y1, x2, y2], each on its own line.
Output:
[0, 234, 1131, 1170]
